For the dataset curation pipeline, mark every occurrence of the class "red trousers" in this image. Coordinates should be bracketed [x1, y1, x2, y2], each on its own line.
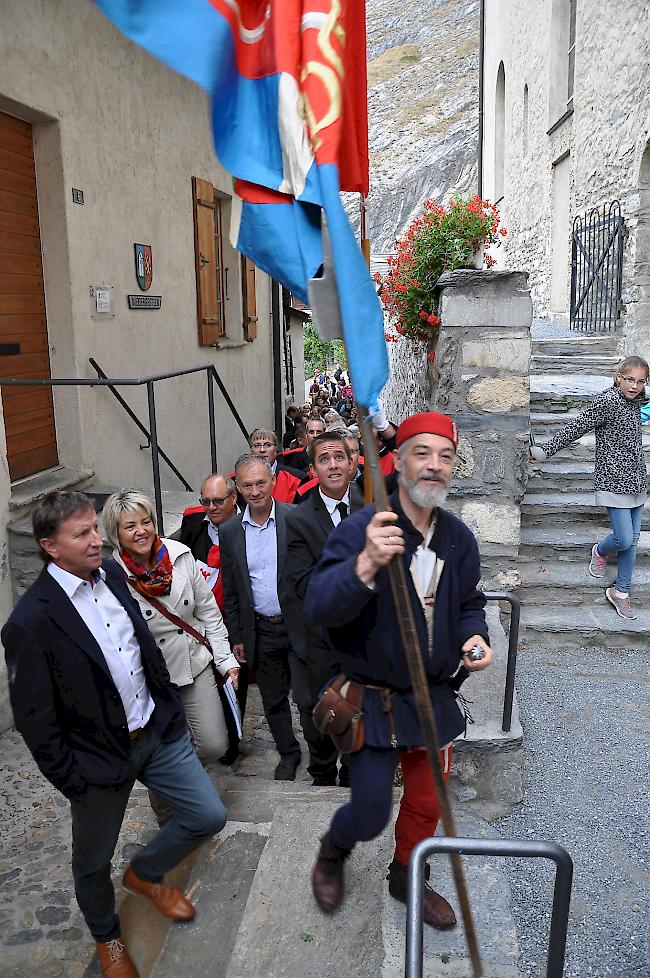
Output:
[394, 745, 453, 866]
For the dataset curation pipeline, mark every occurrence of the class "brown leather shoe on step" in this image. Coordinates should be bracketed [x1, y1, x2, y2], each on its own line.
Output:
[387, 858, 457, 930]
[96, 938, 139, 978]
[122, 866, 195, 921]
[312, 833, 348, 913]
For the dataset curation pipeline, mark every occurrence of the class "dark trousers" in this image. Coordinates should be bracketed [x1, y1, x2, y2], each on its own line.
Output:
[254, 617, 301, 757]
[291, 654, 349, 785]
[70, 724, 226, 942]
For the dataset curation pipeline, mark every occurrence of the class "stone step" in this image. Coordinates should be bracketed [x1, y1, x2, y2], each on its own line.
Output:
[531, 335, 622, 356]
[8, 465, 95, 517]
[7, 487, 195, 602]
[519, 526, 650, 565]
[521, 492, 650, 527]
[530, 374, 614, 412]
[531, 353, 620, 375]
[211, 801, 519, 978]
[527, 461, 650, 491]
[515, 560, 650, 604]
[520, 604, 650, 649]
[530, 414, 650, 461]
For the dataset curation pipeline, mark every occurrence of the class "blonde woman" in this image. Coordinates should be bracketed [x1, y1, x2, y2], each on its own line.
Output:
[103, 490, 239, 762]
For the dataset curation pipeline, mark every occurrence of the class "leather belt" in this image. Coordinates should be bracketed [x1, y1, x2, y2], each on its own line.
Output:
[129, 718, 152, 741]
[255, 612, 284, 624]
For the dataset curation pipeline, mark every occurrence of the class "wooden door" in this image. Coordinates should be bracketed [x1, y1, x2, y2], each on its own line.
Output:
[0, 111, 58, 480]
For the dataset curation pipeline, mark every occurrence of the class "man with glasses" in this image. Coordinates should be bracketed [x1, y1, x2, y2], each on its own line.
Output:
[248, 428, 304, 503]
[180, 473, 245, 762]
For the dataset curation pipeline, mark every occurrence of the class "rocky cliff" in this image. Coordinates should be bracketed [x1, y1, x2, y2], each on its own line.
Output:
[365, 0, 480, 254]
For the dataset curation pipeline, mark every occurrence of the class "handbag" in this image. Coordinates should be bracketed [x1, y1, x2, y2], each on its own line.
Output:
[312, 675, 365, 754]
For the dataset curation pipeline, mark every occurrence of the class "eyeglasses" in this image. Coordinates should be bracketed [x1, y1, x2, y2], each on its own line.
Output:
[620, 376, 647, 387]
[200, 496, 230, 507]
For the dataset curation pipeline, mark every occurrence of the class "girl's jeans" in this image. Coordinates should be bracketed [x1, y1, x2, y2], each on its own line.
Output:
[597, 504, 645, 593]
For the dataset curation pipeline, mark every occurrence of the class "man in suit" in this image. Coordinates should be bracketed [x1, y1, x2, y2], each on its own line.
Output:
[219, 455, 306, 780]
[2, 491, 227, 978]
[180, 473, 247, 763]
[286, 431, 364, 786]
[279, 416, 325, 474]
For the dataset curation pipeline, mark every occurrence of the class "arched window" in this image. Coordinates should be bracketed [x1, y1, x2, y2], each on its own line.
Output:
[523, 84, 529, 156]
[494, 62, 505, 201]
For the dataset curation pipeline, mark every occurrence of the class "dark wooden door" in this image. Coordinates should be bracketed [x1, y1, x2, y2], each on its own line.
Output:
[0, 111, 58, 480]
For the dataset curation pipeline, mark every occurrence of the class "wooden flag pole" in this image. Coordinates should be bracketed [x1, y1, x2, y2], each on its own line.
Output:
[358, 406, 484, 978]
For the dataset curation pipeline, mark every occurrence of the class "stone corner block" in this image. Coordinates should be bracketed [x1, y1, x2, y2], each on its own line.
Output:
[460, 500, 520, 547]
[467, 376, 529, 413]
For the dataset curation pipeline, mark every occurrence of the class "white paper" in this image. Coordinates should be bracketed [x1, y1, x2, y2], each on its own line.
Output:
[223, 677, 243, 739]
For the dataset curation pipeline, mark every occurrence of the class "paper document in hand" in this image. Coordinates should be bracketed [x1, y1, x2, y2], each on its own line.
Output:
[223, 678, 243, 740]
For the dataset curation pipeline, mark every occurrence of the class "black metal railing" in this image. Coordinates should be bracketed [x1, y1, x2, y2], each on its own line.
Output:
[570, 200, 625, 333]
[483, 591, 520, 733]
[0, 361, 249, 535]
[406, 836, 573, 978]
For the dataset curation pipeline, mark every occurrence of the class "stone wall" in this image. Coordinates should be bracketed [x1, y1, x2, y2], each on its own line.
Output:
[382, 338, 432, 424]
[482, 0, 650, 347]
[432, 270, 532, 556]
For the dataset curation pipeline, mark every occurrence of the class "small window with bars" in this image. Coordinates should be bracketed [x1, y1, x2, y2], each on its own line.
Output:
[567, 0, 577, 108]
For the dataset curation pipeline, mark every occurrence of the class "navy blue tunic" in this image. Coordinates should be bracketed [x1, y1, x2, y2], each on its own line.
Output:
[304, 493, 489, 748]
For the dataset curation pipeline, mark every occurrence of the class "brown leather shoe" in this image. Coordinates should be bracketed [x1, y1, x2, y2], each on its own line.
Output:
[387, 858, 457, 930]
[95, 938, 139, 978]
[312, 834, 348, 913]
[122, 866, 196, 921]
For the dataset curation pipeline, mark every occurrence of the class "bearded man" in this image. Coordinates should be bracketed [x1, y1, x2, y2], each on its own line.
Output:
[305, 411, 493, 929]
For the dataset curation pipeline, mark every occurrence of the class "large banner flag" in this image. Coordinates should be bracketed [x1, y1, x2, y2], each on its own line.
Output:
[94, 0, 388, 407]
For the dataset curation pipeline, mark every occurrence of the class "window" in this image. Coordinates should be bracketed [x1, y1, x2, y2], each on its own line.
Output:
[494, 62, 505, 202]
[548, 0, 576, 129]
[192, 176, 226, 344]
[567, 0, 576, 107]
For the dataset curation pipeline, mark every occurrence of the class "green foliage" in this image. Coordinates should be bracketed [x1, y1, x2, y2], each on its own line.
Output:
[303, 320, 347, 378]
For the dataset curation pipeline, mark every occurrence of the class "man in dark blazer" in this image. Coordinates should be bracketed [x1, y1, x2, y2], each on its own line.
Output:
[286, 431, 364, 785]
[219, 454, 307, 781]
[179, 472, 247, 763]
[2, 491, 227, 978]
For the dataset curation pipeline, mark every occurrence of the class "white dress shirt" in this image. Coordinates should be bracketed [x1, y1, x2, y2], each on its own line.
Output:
[410, 520, 437, 599]
[47, 563, 155, 732]
[204, 515, 220, 547]
[242, 500, 282, 616]
[319, 487, 351, 527]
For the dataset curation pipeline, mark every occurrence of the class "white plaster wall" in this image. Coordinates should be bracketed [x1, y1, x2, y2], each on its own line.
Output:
[0, 0, 278, 492]
[482, 0, 650, 342]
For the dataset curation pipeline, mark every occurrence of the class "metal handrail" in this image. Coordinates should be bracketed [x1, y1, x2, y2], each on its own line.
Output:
[88, 358, 192, 491]
[406, 836, 573, 978]
[0, 361, 250, 534]
[483, 591, 521, 733]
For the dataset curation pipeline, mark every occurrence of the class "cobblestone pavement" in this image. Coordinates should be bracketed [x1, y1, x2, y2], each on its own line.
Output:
[0, 689, 304, 978]
[496, 645, 650, 978]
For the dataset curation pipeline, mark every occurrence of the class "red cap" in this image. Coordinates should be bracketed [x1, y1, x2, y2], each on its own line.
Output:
[396, 411, 459, 449]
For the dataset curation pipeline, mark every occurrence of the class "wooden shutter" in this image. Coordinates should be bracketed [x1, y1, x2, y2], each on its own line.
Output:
[241, 256, 257, 341]
[192, 177, 226, 344]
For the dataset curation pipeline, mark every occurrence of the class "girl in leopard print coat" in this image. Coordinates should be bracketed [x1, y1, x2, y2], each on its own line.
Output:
[530, 355, 649, 620]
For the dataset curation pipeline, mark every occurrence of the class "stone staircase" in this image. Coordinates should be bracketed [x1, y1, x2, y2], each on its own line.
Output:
[519, 334, 650, 648]
[6, 466, 194, 601]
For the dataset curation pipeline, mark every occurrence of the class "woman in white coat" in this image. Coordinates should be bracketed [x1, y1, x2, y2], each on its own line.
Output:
[103, 489, 239, 763]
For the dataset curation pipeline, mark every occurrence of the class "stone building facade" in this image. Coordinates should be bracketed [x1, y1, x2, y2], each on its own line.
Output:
[482, 0, 650, 351]
[0, 0, 303, 729]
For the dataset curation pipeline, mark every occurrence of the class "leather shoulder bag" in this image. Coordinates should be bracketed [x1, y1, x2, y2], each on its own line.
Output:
[312, 674, 365, 753]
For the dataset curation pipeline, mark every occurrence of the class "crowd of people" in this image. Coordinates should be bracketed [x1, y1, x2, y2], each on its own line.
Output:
[3, 353, 647, 978]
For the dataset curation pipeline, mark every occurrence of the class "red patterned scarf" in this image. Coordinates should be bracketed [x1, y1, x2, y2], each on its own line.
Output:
[120, 536, 173, 597]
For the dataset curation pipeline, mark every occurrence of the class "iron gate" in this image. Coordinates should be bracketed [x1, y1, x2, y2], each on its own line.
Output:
[570, 200, 625, 332]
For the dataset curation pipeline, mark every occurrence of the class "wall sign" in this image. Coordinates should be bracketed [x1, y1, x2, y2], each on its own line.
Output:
[128, 294, 162, 309]
[72, 188, 84, 204]
[134, 243, 153, 291]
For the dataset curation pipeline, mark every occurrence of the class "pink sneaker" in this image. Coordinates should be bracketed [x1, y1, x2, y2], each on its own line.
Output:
[588, 544, 608, 578]
[605, 587, 637, 620]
